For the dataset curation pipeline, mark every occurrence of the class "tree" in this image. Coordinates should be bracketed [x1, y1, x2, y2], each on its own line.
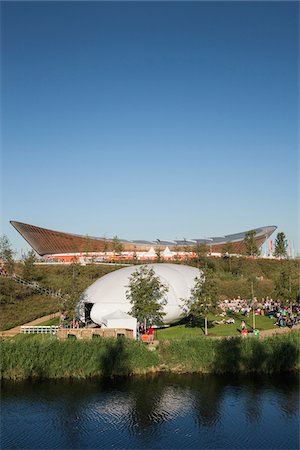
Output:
[23, 250, 37, 281]
[222, 241, 234, 271]
[0, 235, 15, 275]
[112, 235, 123, 256]
[186, 269, 219, 336]
[243, 230, 260, 256]
[0, 235, 16, 302]
[273, 264, 298, 308]
[274, 232, 287, 258]
[155, 248, 162, 262]
[126, 265, 169, 327]
[193, 243, 208, 266]
[222, 241, 234, 257]
[61, 260, 82, 322]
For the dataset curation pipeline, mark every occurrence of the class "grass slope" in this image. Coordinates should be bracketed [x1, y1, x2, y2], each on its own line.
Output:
[1, 332, 299, 379]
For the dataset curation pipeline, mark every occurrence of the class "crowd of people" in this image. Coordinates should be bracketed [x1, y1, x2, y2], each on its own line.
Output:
[219, 297, 299, 329]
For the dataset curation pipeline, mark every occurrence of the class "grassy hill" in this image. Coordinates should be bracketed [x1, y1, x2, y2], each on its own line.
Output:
[0, 257, 299, 330]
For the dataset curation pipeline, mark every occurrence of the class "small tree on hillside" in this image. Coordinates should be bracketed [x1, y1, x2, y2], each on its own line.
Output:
[186, 269, 219, 336]
[274, 232, 287, 258]
[60, 259, 82, 322]
[0, 235, 16, 302]
[155, 248, 162, 262]
[126, 265, 169, 328]
[23, 250, 37, 281]
[222, 241, 234, 257]
[112, 235, 123, 256]
[193, 243, 208, 266]
[273, 266, 297, 308]
[222, 241, 234, 271]
[0, 235, 15, 275]
[243, 230, 260, 256]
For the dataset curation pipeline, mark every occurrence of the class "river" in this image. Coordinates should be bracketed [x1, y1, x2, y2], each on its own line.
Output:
[1, 373, 299, 449]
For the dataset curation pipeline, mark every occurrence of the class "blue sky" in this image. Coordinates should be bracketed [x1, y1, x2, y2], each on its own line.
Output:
[1, 1, 299, 255]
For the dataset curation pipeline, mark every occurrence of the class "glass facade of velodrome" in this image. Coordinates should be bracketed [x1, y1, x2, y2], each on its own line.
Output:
[10, 221, 277, 262]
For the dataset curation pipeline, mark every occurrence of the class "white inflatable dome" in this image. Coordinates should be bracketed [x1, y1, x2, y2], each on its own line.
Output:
[82, 263, 201, 325]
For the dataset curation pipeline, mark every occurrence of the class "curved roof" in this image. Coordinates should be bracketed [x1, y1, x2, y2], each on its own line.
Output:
[10, 220, 277, 256]
[82, 263, 201, 325]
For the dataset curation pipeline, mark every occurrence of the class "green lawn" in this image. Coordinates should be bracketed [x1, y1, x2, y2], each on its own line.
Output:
[38, 317, 60, 326]
[155, 313, 277, 339]
[39, 313, 277, 338]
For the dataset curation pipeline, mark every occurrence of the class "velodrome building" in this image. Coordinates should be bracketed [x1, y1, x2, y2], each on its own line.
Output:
[11, 221, 277, 262]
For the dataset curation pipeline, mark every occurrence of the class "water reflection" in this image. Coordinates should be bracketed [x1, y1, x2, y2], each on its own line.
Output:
[2, 373, 299, 449]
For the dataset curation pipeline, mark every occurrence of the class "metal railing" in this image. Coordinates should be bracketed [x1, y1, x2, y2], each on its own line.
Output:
[21, 326, 60, 335]
[0, 268, 66, 300]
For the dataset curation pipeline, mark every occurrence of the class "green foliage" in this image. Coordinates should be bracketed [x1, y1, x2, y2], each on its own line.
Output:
[1, 258, 299, 331]
[186, 269, 219, 335]
[0, 235, 15, 275]
[243, 230, 260, 256]
[158, 332, 299, 373]
[155, 249, 162, 262]
[1, 332, 298, 380]
[112, 235, 123, 255]
[193, 243, 208, 264]
[0, 336, 159, 379]
[126, 265, 169, 326]
[61, 261, 83, 320]
[273, 264, 299, 307]
[274, 232, 287, 258]
[222, 241, 234, 257]
[22, 250, 37, 281]
[0, 264, 119, 330]
[0, 235, 16, 303]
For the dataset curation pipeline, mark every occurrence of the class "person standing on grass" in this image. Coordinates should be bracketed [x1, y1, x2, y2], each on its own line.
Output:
[148, 326, 154, 342]
[241, 320, 246, 331]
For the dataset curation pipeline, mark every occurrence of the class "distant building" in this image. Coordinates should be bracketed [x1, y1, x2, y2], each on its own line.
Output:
[10, 221, 277, 263]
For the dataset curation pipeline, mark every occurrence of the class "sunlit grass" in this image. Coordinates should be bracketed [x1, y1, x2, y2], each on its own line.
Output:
[156, 313, 277, 339]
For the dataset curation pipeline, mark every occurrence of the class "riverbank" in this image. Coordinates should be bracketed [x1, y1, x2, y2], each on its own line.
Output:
[1, 331, 299, 380]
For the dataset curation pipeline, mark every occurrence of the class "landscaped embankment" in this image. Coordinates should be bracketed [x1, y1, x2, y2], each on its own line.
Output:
[1, 332, 299, 380]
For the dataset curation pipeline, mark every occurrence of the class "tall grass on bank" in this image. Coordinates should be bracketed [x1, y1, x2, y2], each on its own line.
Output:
[0, 336, 159, 380]
[159, 332, 300, 374]
[1, 332, 299, 380]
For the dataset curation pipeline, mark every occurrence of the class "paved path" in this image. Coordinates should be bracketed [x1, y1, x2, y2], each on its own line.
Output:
[0, 312, 60, 337]
[259, 323, 300, 338]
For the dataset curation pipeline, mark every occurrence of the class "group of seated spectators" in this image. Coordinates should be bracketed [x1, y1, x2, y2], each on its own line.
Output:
[219, 297, 299, 329]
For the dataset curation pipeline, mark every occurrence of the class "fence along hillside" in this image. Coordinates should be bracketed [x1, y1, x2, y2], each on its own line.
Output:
[0, 267, 66, 300]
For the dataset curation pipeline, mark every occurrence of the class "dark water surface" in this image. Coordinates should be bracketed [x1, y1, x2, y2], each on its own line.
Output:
[1, 373, 299, 449]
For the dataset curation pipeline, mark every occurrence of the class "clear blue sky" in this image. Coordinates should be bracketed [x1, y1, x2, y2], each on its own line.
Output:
[1, 1, 299, 255]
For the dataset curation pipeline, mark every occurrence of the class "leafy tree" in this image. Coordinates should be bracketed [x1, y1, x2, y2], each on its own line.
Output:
[243, 230, 260, 256]
[222, 241, 234, 271]
[126, 265, 169, 327]
[274, 232, 287, 258]
[112, 235, 123, 255]
[0, 235, 16, 302]
[61, 260, 82, 322]
[22, 250, 37, 281]
[0, 235, 15, 275]
[273, 264, 299, 307]
[82, 235, 97, 264]
[155, 248, 162, 262]
[186, 269, 219, 336]
[193, 243, 208, 266]
[222, 241, 234, 257]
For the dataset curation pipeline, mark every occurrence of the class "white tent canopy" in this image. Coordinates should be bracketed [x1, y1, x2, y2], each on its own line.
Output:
[100, 309, 137, 339]
[147, 246, 156, 257]
[162, 246, 174, 257]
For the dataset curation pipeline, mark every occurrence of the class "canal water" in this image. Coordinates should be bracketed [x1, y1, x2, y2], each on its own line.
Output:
[1, 373, 299, 449]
